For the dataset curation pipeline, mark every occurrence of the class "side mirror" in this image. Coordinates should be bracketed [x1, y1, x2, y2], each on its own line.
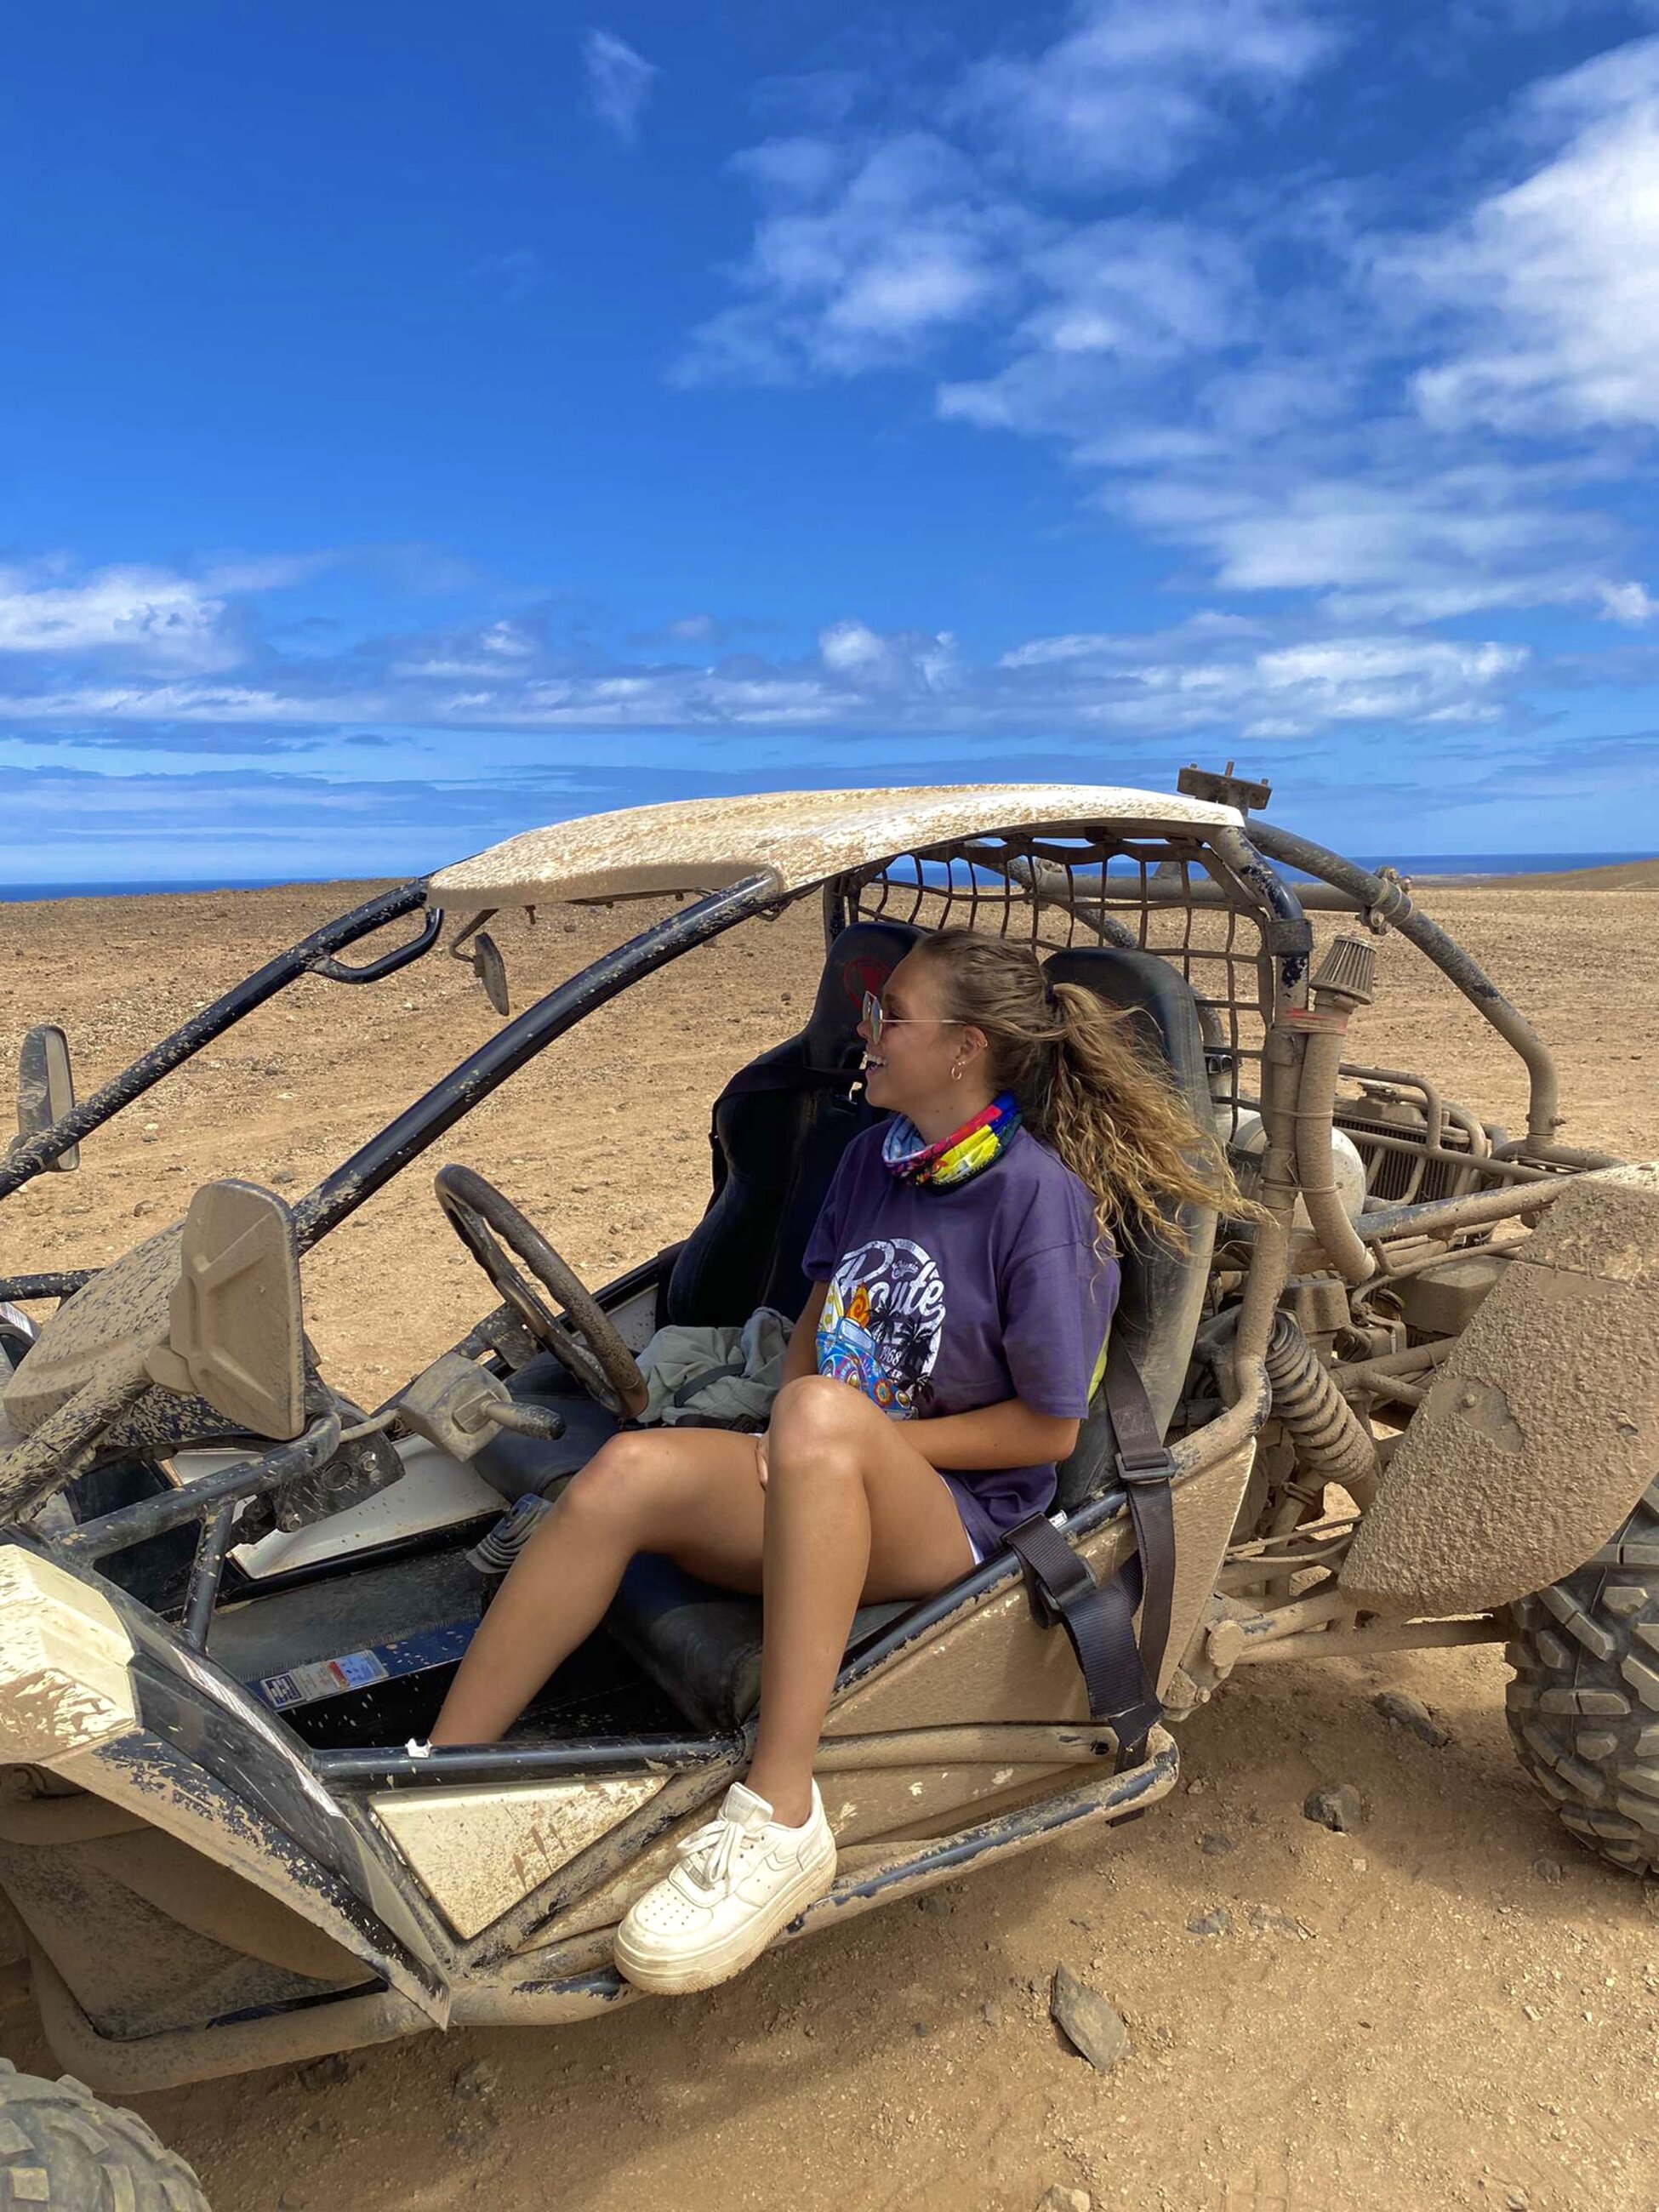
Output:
[146, 1182, 306, 1439]
[470, 932, 510, 1017]
[450, 911, 510, 1017]
[16, 1025, 78, 1172]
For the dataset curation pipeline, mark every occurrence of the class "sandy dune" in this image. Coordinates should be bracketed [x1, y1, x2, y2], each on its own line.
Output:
[3, 867, 1658, 2212]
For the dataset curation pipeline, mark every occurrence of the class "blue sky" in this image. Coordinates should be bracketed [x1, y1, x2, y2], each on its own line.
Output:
[5, 0, 1659, 884]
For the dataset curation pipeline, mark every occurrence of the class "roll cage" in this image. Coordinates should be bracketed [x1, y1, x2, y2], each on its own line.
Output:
[0, 790, 1588, 1628]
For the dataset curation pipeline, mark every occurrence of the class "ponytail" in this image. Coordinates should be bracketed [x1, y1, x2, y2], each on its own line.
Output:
[910, 929, 1251, 1249]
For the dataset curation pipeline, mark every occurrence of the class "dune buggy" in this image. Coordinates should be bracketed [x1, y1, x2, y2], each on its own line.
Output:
[0, 771, 1655, 2206]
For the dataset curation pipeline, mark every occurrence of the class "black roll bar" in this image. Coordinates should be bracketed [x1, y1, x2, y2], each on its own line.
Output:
[314, 1736, 742, 1788]
[57, 1413, 343, 1559]
[290, 874, 778, 1251]
[0, 882, 437, 1198]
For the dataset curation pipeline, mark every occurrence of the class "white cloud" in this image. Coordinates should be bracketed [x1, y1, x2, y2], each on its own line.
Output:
[1395, 37, 1659, 434]
[677, 134, 1035, 383]
[195, 552, 334, 593]
[818, 619, 959, 694]
[581, 29, 658, 146]
[1, 681, 383, 725]
[387, 617, 544, 680]
[0, 582, 1529, 748]
[955, 0, 1337, 187]
[469, 248, 551, 299]
[936, 219, 1255, 436]
[996, 626, 1527, 736]
[1024, 221, 1252, 360]
[0, 566, 234, 669]
[1599, 579, 1659, 623]
[677, 18, 1659, 630]
[676, 2, 1327, 386]
[1117, 458, 1635, 621]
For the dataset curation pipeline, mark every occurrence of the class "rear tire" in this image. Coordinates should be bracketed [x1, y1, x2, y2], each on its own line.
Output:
[1505, 1474, 1659, 1878]
[0, 2057, 211, 2209]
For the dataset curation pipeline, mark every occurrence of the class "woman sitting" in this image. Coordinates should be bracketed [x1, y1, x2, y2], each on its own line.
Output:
[430, 927, 1240, 1993]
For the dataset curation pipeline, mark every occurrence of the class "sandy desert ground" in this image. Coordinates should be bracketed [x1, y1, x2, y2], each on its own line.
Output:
[3, 864, 1659, 2212]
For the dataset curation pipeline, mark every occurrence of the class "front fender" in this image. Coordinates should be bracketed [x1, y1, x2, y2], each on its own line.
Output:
[1343, 1163, 1659, 1616]
[0, 1542, 448, 2036]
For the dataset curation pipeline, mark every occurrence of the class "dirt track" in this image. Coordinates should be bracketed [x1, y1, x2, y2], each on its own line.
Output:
[3, 871, 1659, 2212]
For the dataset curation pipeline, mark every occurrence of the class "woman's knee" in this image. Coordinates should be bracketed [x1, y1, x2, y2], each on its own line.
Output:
[558, 1431, 679, 1534]
[768, 1375, 868, 1473]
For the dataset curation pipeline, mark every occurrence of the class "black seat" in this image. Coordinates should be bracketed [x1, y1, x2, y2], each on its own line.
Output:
[664, 919, 923, 1327]
[607, 940, 1219, 1733]
[607, 1554, 915, 1736]
[1040, 945, 1217, 1508]
[601, 921, 926, 1723]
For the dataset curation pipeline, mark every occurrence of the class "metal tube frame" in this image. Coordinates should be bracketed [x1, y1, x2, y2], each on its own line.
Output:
[316, 1735, 742, 1789]
[0, 882, 436, 1200]
[1358, 1177, 1572, 1247]
[1, 875, 778, 1307]
[181, 1501, 237, 1650]
[58, 1414, 343, 1559]
[1247, 818, 1563, 1151]
[290, 875, 778, 1251]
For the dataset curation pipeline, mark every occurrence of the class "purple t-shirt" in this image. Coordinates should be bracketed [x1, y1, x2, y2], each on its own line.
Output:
[801, 1125, 1120, 1556]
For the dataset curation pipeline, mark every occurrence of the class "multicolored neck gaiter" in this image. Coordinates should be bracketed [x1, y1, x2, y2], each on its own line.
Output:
[880, 1091, 1023, 1190]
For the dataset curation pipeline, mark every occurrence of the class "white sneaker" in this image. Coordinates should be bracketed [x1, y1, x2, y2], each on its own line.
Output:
[614, 1779, 836, 1995]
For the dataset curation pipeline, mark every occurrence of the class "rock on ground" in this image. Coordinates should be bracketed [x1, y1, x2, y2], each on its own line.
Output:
[1050, 1965, 1132, 2073]
[1373, 1690, 1452, 1747]
[1303, 1782, 1365, 1833]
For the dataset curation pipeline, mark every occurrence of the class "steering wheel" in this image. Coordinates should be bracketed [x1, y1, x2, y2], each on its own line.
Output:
[434, 1164, 648, 1419]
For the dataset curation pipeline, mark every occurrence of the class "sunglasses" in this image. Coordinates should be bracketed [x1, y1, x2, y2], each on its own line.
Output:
[861, 990, 964, 1049]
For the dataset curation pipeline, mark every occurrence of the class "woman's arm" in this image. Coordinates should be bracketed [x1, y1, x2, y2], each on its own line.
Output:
[906, 1400, 1080, 1473]
[781, 1283, 829, 1387]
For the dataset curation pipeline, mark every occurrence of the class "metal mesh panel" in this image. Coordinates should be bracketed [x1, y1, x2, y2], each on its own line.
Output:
[832, 832, 1275, 1132]
[1335, 1109, 1478, 1205]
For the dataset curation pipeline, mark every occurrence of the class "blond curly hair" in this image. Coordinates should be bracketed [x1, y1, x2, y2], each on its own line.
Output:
[909, 927, 1250, 1248]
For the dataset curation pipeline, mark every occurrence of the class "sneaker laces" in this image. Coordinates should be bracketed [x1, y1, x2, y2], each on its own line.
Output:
[674, 1808, 765, 1900]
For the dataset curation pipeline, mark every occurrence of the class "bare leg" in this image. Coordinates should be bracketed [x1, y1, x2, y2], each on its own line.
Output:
[430, 1381, 973, 1787]
[430, 1427, 767, 1746]
[744, 1377, 973, 1821]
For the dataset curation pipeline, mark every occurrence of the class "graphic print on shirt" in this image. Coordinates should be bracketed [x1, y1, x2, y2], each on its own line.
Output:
[817, 1236, 944, 1417]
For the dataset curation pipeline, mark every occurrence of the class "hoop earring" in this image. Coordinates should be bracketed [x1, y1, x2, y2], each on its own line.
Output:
[950, 1063, 964, 1081]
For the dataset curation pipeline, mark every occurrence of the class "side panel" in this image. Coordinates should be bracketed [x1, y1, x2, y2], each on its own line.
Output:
[524, 1443, 1255, 1949]
[368, 1776, 665, 1941]
[826, 1440, 1256, 1734]
[0, 1543, 448, 2043]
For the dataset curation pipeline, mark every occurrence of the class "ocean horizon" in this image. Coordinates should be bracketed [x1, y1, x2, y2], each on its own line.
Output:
[2, 850, 1656, 904]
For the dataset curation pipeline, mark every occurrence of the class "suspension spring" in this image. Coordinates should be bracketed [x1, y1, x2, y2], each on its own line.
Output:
[1264, 1308, 1382, 1506]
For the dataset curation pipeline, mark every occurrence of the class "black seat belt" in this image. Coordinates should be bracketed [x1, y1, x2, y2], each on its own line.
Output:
[1004, 1336, 1177, 1767]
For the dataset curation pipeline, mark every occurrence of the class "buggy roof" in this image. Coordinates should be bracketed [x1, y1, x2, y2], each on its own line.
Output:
[428, 783, 1241, 909]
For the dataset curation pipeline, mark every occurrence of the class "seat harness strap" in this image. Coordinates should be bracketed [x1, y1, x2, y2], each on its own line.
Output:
[1004, 1337, 1177, 1767]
